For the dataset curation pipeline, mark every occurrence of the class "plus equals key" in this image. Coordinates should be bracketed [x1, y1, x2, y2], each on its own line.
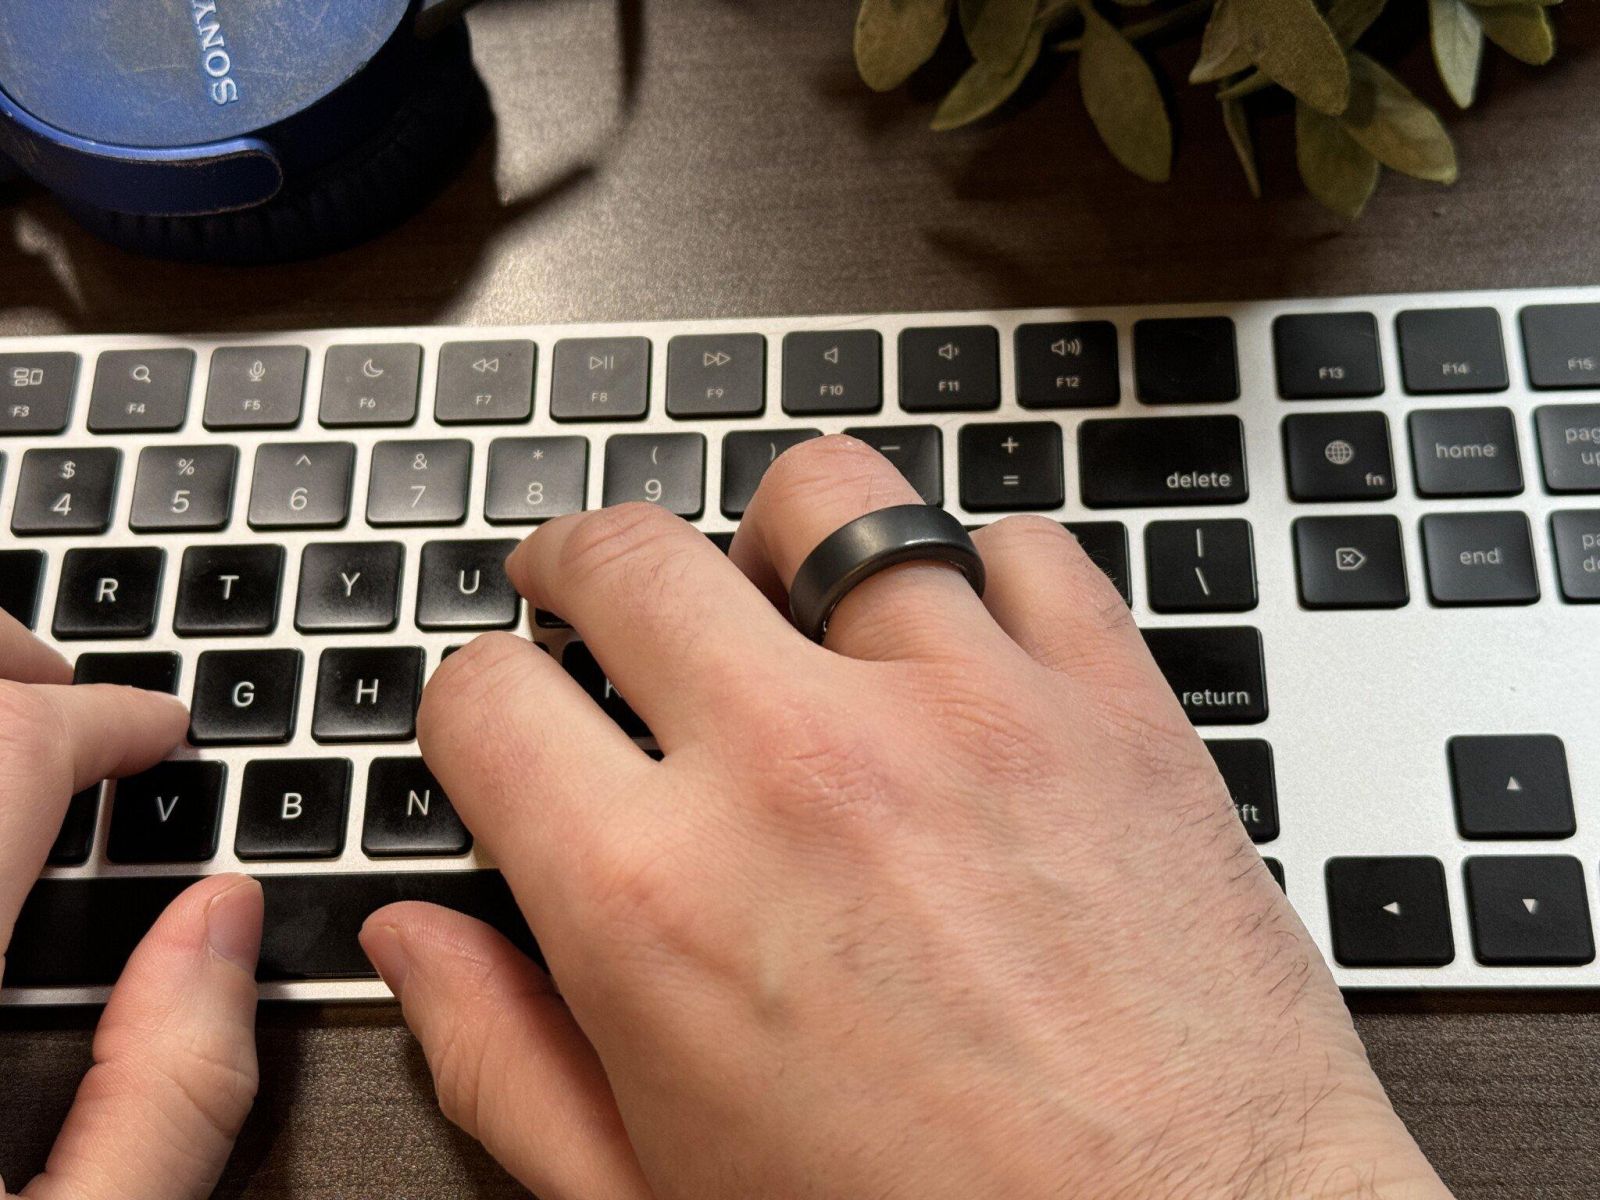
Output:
[958, 421, 1064, 511]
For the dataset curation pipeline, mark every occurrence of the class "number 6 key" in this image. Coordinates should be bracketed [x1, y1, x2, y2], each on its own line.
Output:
[248, 442, 356, 530]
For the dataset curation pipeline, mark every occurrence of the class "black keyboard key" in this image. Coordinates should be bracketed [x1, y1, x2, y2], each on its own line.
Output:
[189, 649, 303, 746]
[1326, 857, 1455, 967]
[1014, 321, 1119, 409]
[1550, 510, 1600, 603]
[48, 786, 100, 867]
[1133, 317, 1239, 404]
[782, 330, 882, 416]
[1141, 626, 1267, 725]
[1064, 522, 1131, 606]
[1407, 407, 1522, 497]
[1464, 856, 1595, 966]
[260, 870, 533, 979]
[363, 757, 472, 857]
[320, 343, 422, 427]
[958, 421, 1064, 511]
[367, 439, 472, 526]
[1396, 308, 1508, 394]
[11, 448, 120, 535]
[0, 549, 46, 628]
[564, 641, 648, 736]
[484, 436, 589, 523]
[247, 442, 355, 529]
[72, 651, 181, 694]
[899, 326, 1000, 412]
[1282, 411, 1396, 502]
[436, 340, 536, 423]
[1206, 739, 1278, 844]
[88, 349, 194, 433]
[0, 352, 78, 435]
[551, 337, 650, 421]
[416, 539, 520, 631]
[107, 761, 225, 864]
[173, 544, 284, 636]
[1534, 404, 1600, 493]
[602, 432, 706, 517]
[1265, 858, 1285, 891]
[844, 425, 943, 506]
[1420, 512, 1538, 606]
[1520, 304, 1600, 390]
[312, 647, 424, 743]
[720, 429, 821, 518]
[6, 871, 536, 985]
[129, 444, 237, 532]
[1450, 735, 1574, 839]
[1078, 416, 1247, 508]
[203, 345, 308, 429]
[295, 542, 405, 633]
[236, 758, 351, 860]
[1272, 312, 1384, 399]
[52, 547, 164, 640]
[1292, 515, 1408, 609]
[1144, 519, 1257, 613]
[667, 334, 766, 418]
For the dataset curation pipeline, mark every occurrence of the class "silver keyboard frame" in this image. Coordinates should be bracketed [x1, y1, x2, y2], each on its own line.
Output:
[1, 283, 1596, 1005]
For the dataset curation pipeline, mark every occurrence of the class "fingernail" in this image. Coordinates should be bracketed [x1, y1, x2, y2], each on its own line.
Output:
[205, 875, 263, 973]
[360, 923, 411, 999]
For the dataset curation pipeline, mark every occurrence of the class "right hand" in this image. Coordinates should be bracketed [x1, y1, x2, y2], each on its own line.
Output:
[366, 437, 1450, 1200]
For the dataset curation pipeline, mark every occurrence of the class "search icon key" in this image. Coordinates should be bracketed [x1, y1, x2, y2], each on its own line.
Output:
[130, 364, 152, 384]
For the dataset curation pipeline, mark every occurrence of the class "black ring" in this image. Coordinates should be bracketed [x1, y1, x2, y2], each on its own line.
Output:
[788, 505, 986, 643]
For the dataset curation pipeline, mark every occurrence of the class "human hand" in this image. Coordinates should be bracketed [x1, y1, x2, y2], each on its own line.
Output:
[365, 436, 1451, 1200]
[0, 612, 261, 1200]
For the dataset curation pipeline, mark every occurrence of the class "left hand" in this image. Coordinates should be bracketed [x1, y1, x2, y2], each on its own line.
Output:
[0, 611, 262, 1200]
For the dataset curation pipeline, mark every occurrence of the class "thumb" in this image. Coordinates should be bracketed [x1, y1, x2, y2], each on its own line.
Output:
[20, 874, 261, 1200]
[360, 902, 653, 1200]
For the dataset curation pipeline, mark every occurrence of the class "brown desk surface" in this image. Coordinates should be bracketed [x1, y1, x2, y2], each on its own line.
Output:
[2, 2, 1598, 1196]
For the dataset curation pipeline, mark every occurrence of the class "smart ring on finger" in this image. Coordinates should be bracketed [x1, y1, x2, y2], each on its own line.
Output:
[788, 505, 986, 643]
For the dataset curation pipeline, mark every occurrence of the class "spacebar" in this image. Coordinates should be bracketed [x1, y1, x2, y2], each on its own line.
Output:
[6, 871, 536, 988]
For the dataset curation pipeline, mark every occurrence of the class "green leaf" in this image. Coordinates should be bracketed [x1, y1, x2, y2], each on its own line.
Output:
[959, 0, 1040, 66]
[855, 0, 954, 92]
[1222, 97, 1262, 197]
[1191, 0, 1253, 82]
[932, 24, 1045, 128]
[1325, 0, 1387, 47]
[1078, 4, 1172, 182]
[1297, 101, 1380, 216]
[1234, 0, 1350, 115]
[1429, 0, 1484, 107]
[1481, 5, 1556, 63]
[1340, 52, 1458, 183]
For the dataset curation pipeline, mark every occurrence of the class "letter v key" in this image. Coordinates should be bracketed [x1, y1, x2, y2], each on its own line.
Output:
[156, 795, 180, 822]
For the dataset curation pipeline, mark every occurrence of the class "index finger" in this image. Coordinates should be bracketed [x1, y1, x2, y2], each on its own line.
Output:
[0, 608, 71, 685]
[0, 682, 189, 963]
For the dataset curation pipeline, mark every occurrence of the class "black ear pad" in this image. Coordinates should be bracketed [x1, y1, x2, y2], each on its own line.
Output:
[60, 22, 488, 265]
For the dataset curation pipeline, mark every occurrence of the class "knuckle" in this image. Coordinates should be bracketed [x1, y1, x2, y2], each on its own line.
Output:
[418, 632, 529, 747]
[557, 502, 693, 591]
[729, 694, 897, 828]
[759, 434, 908, 511]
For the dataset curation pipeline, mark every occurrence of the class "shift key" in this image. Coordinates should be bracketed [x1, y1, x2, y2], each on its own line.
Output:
[1143, 627, 1268, 725]
[1079, 416, 1248, 508]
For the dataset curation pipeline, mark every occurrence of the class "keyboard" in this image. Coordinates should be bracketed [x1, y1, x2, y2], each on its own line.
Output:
[1, 286, 1596, 1004]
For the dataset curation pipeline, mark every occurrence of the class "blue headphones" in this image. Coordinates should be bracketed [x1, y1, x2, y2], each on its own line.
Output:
[0, 0, 487, 263]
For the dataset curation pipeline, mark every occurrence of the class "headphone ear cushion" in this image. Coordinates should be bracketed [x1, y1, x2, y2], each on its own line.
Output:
[61, 22, 487, 265]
